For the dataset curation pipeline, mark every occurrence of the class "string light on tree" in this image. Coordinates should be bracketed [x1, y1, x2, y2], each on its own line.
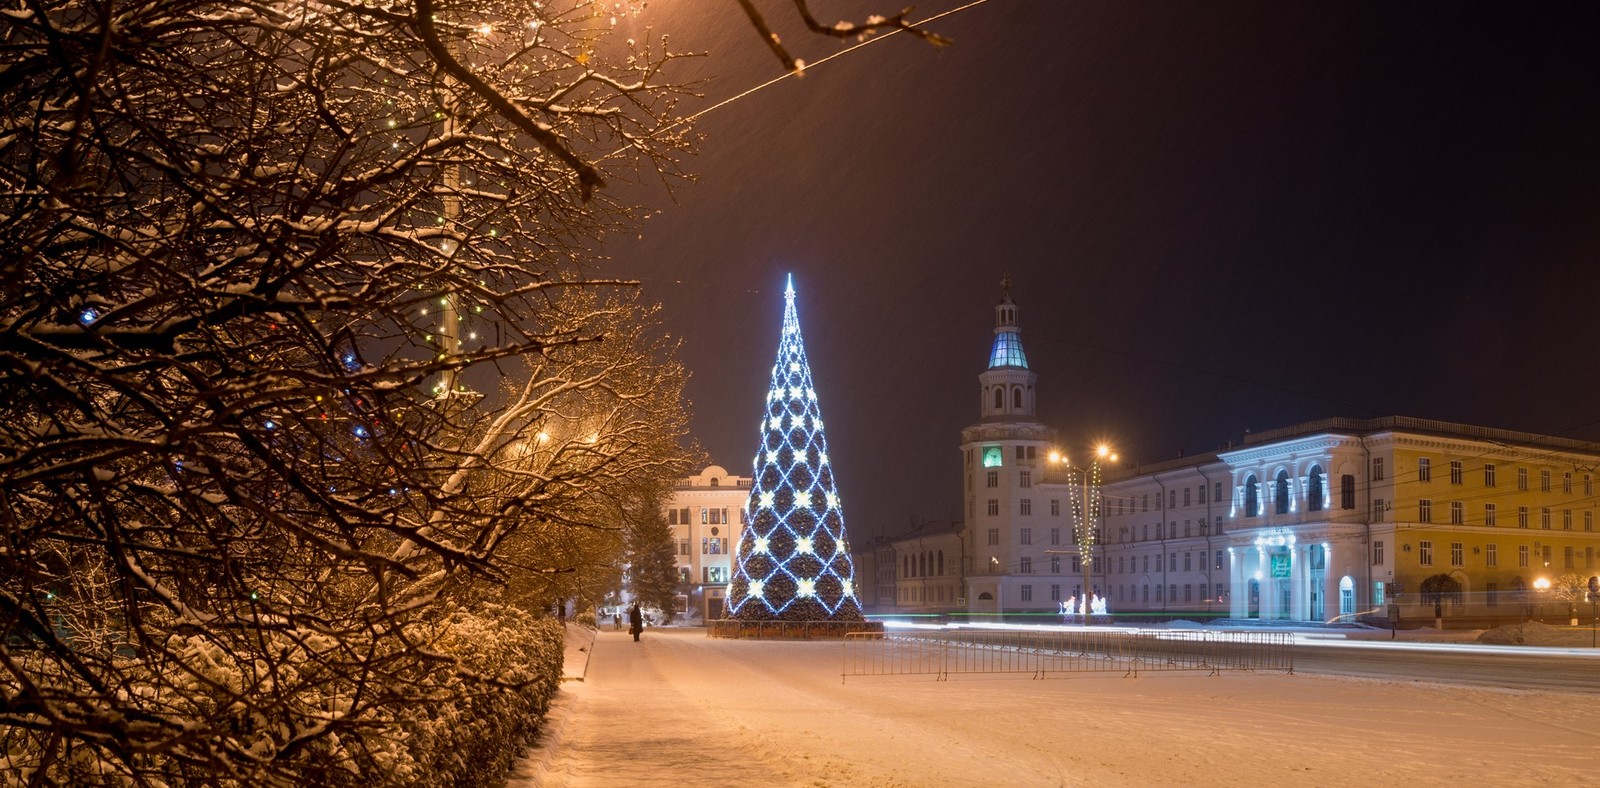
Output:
[726, 275, 864, 622]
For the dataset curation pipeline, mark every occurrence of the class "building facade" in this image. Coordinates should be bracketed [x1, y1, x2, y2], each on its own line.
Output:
[1101, 417, 1600, 625]
[664, 465, 749, 622]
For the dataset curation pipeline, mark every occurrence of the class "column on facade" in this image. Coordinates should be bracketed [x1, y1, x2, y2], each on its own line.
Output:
[1229, 549, 1246, 618]
[1289, 542, 1309, 622]
[1256, 546, 1274, 619]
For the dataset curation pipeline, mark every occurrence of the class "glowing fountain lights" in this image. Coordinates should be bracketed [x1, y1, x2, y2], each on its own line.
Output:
[726, 275, 863, 622]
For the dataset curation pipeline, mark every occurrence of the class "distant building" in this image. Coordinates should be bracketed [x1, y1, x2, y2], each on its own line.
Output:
[664, 465, 749, 622]
[1102, 416, 1600, 625]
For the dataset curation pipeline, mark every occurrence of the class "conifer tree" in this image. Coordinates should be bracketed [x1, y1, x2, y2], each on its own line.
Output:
[726, 277, 863, 622]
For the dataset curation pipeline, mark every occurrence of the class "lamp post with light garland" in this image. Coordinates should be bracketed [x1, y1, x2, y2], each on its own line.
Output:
[1050, 444, 1117, 624]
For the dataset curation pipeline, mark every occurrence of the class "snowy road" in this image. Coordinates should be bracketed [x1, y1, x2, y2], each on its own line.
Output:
[516, 627, 1598, 787]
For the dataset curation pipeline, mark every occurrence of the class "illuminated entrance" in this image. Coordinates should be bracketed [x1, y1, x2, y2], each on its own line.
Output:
[1229, 531, 1339, 622]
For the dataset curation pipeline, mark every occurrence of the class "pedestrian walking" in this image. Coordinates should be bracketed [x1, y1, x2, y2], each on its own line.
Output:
[628, 602, 643, 642]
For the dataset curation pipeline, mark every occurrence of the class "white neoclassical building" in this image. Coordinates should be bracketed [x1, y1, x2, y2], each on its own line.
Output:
[663, 465, 750, 622]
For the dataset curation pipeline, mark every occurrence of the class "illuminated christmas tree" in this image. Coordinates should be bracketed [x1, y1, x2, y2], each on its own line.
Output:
[726, 276, 863, 622]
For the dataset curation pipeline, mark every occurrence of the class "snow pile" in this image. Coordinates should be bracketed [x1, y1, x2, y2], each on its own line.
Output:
[1477, 622, 1599, 647]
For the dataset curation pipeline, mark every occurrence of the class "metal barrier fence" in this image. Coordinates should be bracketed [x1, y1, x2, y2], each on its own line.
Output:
[841, 628, 1293, 681]
[709, 619, 884, 640]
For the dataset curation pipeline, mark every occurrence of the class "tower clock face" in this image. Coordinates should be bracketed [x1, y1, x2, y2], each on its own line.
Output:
[982, 446, 1003, 468]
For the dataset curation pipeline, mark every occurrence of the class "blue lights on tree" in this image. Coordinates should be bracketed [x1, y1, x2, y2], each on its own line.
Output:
[726, 276, 863, 622]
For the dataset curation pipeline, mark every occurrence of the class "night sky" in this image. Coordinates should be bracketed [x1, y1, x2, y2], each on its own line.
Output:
[598, 2, 1600, 543]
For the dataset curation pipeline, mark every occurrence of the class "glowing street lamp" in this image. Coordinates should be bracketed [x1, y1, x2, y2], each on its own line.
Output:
[1052, 443, 1118, 623]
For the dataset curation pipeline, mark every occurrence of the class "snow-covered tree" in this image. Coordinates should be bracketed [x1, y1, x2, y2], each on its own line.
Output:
[0, 0, 942, 782]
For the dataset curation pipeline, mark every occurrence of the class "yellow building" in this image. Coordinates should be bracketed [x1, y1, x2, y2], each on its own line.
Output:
[1100, 416, 1600, 626]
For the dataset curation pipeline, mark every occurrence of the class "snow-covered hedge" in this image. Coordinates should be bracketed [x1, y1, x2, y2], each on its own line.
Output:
[0, 605, 564, 787]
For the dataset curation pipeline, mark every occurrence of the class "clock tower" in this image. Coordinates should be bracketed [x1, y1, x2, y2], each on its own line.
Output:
[960, 279, 1054, 615]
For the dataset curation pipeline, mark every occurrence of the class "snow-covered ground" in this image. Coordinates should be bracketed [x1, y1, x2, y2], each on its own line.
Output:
[513, 626, 1596, 787]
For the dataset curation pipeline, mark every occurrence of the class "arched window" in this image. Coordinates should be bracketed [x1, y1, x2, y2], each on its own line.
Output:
[902, 555, 909, 578]
[994, 387, 1003, 409]
[1308, 466, 1324, 512]
[710, 477, 719, 487]
[1013, 387, 1023, 409]
[920, 552, 927, 577]
[1275, 470, 1290, 515]
[937, 550, 945, 575]
[1245, 475, 1259, 517]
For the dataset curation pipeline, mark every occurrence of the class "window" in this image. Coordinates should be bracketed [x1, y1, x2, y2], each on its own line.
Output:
[1051, 556, 1061, 573]
[1518, 545, 1529, 568]
[1183, 552, 1193, 571]
[1200, 583, 1209, 601]
[1215, 550, 1224, 571]
[1517, 467, 1528, 490]
[1518, 506, 1529, 528]
[1450, 542, 1463, 567]
[1373, 498, 1386, 522]
[987, 528, 999, 546]
[1588, 474, 1594, 496]
[1142, 555, 1149, 573]
[1020, 470, 1032, 489]
[708, 508, 722, 525]
[1372, 540, 1384, 566]
[1308, 466, 1324, 511]
[700, 508, 708, 524]
[1589, 547, 1596, 569]
[1169, 584, 1177, 603]
[1215, 482, 1224, 504]
[1050, 527, 1060, 545]
[1418, 499, 1432, 524]
[1485, 463, 1497, 487]
[1565, 546, 1575, 569]
[1142, 585, 1150, 603]
[703, 566, 728, 583]
[1450, 460, 1463, 485]
[1588, 511, 1594, 532]
[1245, 475, 1259, 517]
[1541, 469, 1551, 492]
[1050, 499, 1060, 516]
[1020, 556, 1033, 574]
[701, 537, 727, 554]
[1199, 484, 1207, 504]
[678, 538, 690, 555]
[1486, 543, 1497, 567]
[1564, 472, 1573, 494]
[1450, 501, 1463, 525]
[1341, 475, 1356, 509]
[1419, 540, 1433, 566]
[1183, 488, 1192, 507]
[1485, 503, 1497, 526]
[1156, 584, 1164, 602]
[1142, 494, 1149, 512]
[1051, 584, 1061, 601]
[1020, 584, 1033, 602]
[1184, 584, 1193, 603]
[1014, 388, 1023, 409]
[1564, 510, 1573, 530]
[994, 387, 1003, 409]
[1020, 499, 1032, 516]
[1169, 490, 1176, 510]
[1021, 527, 1032, 545]
[1486, 583, 1498, 607]
[986, 470, 998, 488]
[1169, 553, 1178, 572]
[1417, 457, 1431, 482]
[667, 509, 679, 525]
[1275, 470, 1290, 514]
[1372, 457, 1385, 481]
[1542, 507, 1552, 529]
[987, 499, 999, 516]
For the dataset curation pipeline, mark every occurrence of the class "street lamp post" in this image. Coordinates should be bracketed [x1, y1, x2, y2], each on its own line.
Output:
[1052, 444, 1116, 625]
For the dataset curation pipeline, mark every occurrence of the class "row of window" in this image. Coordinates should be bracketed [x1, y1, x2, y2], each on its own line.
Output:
[982, 497, 1069, 518]
[677, 566, 729, 583]
[1404, 499, 1595, 530]
[1402, 458, 1592, 495]
[1374, 539, 1599, 571]
[666, 507, 745, 526]
[1117, 519, 1219, 543]
[1115, 550, 1226, 576]
[1114, 483, 1224, 515]
[903, 550, 947, 578]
